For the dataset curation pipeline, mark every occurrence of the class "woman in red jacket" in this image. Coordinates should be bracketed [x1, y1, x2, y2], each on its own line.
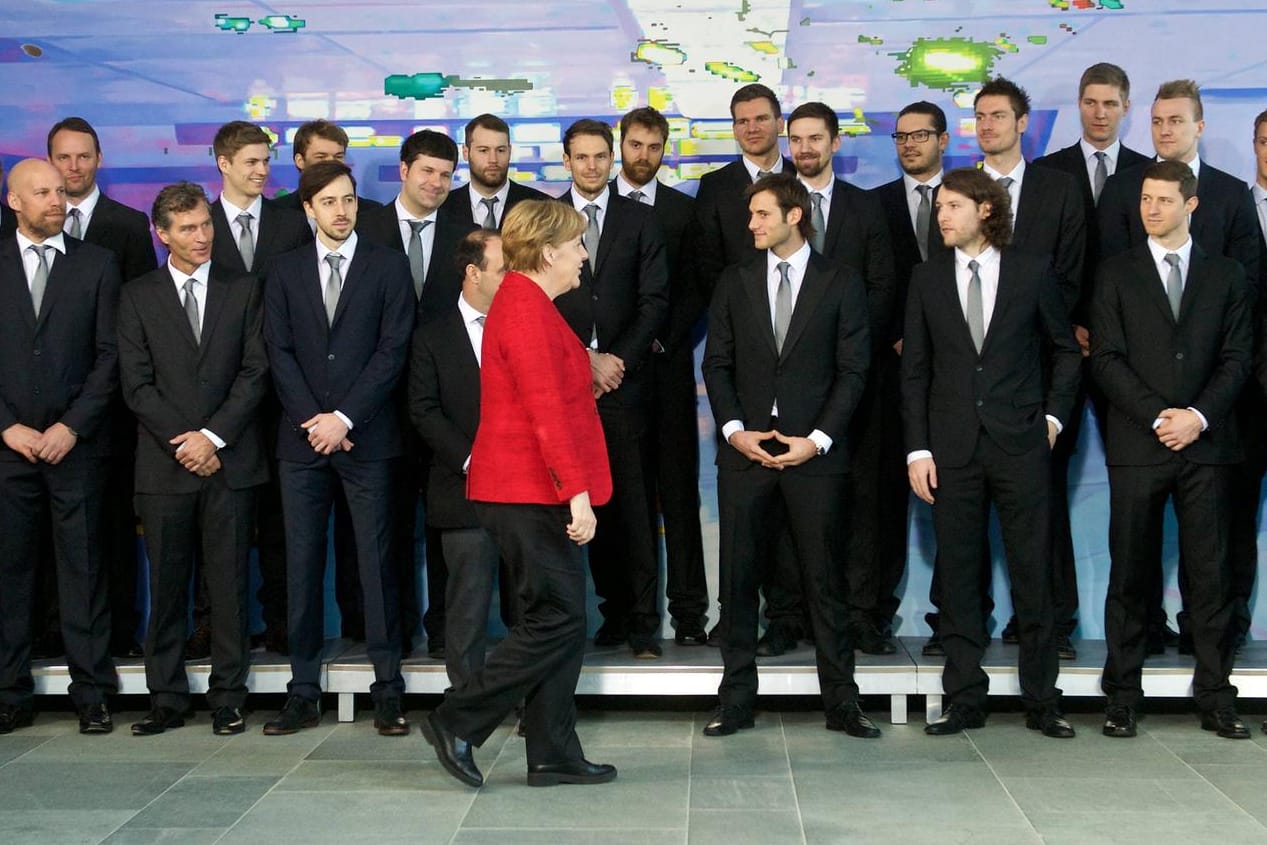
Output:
[421, 199, 616, 789]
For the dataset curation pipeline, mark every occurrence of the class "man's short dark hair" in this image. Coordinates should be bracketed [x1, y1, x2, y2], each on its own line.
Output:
[787, 102, 839, 138]
[975, 77, 1032, 120]
[299, 160, 357, 206]
[563, 119, 614, 155]
[151, 182, 210, 231]
[455, 229, 500, 276]
[898, 101, 948, 136]
[294, 120, 349, 157]
[729, 83, 781, 119]
[1079, 63, 1131, 100]
[744, 172, 813, 242]
[1155, 79, 1204, 122]
[47, 116, 101, 155]
[400, 129, 459, 166]
[940, 167, 1013, 248]
[464, 114, 510, 145]
[1255, 109, 1267, 137]
[1142, 159, 1198, 202]
[619, 107, 670, 144]
[214, 121, 272, 161]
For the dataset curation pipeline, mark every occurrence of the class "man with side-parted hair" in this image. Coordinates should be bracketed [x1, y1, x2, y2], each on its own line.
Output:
[903, 168, 1080, 738]
[274, 120, 382, 215]
[442, 114, 551, 231]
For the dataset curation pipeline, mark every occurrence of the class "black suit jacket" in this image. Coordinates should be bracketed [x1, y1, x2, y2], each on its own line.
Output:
[902, 249, 1081, 468]
[1009, 165, 1087, 321]
[553, 189, 669, 407]
[79, 193, 158, 282]
[819, 179, 897, 350]
[870, 177, 951, 345]
[0, 237, 121, 457]
[441, 181, 551, 230]
[409, 306, 481, 528]
[354, 200, 478, 321]
[0, 204, 18, 240]
[1097, 160, 1261, 289]
[271, 191, 382, 213]
[211, 197, 313, 276]
[1091, 243, 1251, 466]
[262, 240, 415, 463]
[117, 264, 270, 492]
[702, 250, 870, 475]
[1032, 140, 1150, 322]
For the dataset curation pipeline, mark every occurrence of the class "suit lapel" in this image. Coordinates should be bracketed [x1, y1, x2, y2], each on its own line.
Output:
[593, 193, 625, 276]
[199, 266, 230, 355]
[1, 240, 35, 332]
[780, 258, 829, 358]
[253, 204, 277, 268]
[82, 195, 110, 244]
[158, 266, 201, 352]
[330, 244, 365, 329]
[212, 202, 247, 274]
[824, 181, 849, 256]
[980, 252, 1017, 357]
[1177, 245, 1208, 322]
[931, 253, 977, 353]
[741, 261, 777, 357]
[1133, 248, 1177, 325]
[1013, 174, 1038, 244]
[35, 240, 75, 331]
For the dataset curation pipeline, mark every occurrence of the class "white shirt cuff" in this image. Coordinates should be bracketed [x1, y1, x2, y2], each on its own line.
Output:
[807, 429, 832, 455]
[333, 410, 354, 431]
[1045, 415, 1063, 435]
[199, 428, 226, 449]
[721, 420, 744, 444]
[906, 450, 933, 465]
[462, 454, 471, 474]
[1187, 407, 1209, 431]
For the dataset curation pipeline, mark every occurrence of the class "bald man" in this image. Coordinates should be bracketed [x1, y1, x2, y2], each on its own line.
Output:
[0, 160, 121, 734]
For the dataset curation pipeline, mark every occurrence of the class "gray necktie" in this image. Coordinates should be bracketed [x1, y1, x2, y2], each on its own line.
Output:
[183, 278, 201, 345]
[28, 244, 50, 318]
[479, 197, 498, 231]
[1164, 253, 1183, 320]
[774, 261, 792, 354]
[67, 207, 83, 240]
[407, 220, 431, 300]
[756, 169, 773, 182]
[915, 184, 932, 261]
[1092, 151, 1108, 205]
[236, 212, 255, 272]
[583, 203, 601, 265]
[324, 253, 343, 327]
[996, 176, 1014, 192]
[809, 192, 826, 254]
[966, 259, 985, 353]
[628, 190, 646, 204]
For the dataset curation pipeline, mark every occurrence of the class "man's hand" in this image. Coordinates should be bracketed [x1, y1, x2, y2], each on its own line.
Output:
[892, 338, 903, 356]
[1155, 408, 1202, 451]
[588, 350, 625, 395]
[728, 429, 779, 468]
[3, 423, 42, 464]
[171, 431, 218, 474]
[771, 432, 818, 468]
[34, 422, 77, 465]
[302, 413, 351, 455]
[1047, 419, 1059, 450]
[1073, 324, 1091, 358]
[194, 454, 222, 477]
[908, 457, 938, 505]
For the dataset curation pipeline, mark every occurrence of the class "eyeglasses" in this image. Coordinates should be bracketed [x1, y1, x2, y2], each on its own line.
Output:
[891, 130, 935, 144]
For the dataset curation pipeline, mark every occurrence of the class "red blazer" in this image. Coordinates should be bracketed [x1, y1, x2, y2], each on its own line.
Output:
[468, 272, 612, 506]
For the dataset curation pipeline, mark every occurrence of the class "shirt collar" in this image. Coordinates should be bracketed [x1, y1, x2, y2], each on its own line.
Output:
[469, 180, 510, 215]
[1147, 236, 1193, 268]
[316, 230, 358, 266]
[1158, 153, 1201, 179]
[982, 159, 1025, 184]
[615, 172, 658, 204]
[1080, 138, 1121, 165]
[767, 240, 812, 279]
[798, 175, 834, 202]
[16, 230, 67, 257]
[903, 170, 943, 193]
[395, 196, 437, 224]
[742, 155, 783, 182]
[457, 291, 485, 326]
[570, 184, 610, 214]
[167, 259, 210, 286]
[1252, 182, 1267, 204]
[66, 184, 101, 218]
[954, 245, 999, 271]
[219, 193, 263, 222]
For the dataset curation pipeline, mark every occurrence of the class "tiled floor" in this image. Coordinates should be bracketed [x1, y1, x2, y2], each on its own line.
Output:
[3, 703, 1267, 844]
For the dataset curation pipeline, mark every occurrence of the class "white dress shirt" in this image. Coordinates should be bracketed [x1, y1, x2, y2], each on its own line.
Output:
[315, 232, 358, 431]
[903, 170, 943, 235]
[1080, 138, 1122, 187]
[982, 159, 1025, 218]
[167, 259, 227, 449]
[1251, 183, 1267, 244]
[741, 155, 784, 182]
[797, 175, 834, 229]
[468, 180, 511, 228]
[568, 184, 610, 227]
[218, 194, 263, 244]
[615, 172, 658, 205]
[394, 197, 438, 282]
[16, 231, 65, 288]
[64, 184, 101, 237]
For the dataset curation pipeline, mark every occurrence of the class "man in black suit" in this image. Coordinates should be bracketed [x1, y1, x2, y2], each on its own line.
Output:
[0, 161, 14, 239]
[787, 101, 900, 654]
[612, 106, 709, 646]
[410, 230, 508, 687]
[1093, 160, 1252, 740]
[117, 183, 268, 737]
[46, 117, 159, 661]
[701, 173, 877, 739]
[904, 168, 1080, 738]
[554, 118, 668, 658]
[262, 161, 414, 737]
[442, 113, 551, 231]
[357, 129, 478, 660]
[0, 159, 121, 734]
[870, 101, 952, 656]
[273, 120, 383, 216]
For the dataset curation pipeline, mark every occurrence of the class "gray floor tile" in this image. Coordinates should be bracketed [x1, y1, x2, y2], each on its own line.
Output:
[574, 710, 696, 747]
[453, 830, 683, 845]
[689, 774, 796, 809]
[1003, 775, 1241, 816]
[305, 721, 432, 760]
[690, 732, 792, 777]
[1191, 763, 1267, 824]
[0, 734, 54, 767]
[0, 762, 192, 810]
[275, 759, 438, 791]
[122, 775, 277, 828]
[101, 828, 226, 844]
[0, 809, 134, 845]
[19, 716, 229, 764]
[688, 808, 802, 845]
[803, 819, 1041, 845]
[1028, 812, 1267, 845]
[219, 791, 470, 845]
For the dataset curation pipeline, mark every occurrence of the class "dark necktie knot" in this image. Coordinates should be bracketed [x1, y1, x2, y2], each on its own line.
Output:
[628, 190, 645, 204]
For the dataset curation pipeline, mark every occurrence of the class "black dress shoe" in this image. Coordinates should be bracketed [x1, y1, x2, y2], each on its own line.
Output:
[921, 633, 945, 657]
[629, 636, 662, 659]
[421, 712, 483, 787]
[131, 706, 186, 736]
[374, 698, 410, 736]
[825, 701, 881, 738]
[1025, 711, 1076, 738]
[1200, 707, 1250, 739]
[755, 626, 800, 657]
[852, 622, 897, 656]
[527, 758, 617, 787]
[262, 695, 321, 735]
[593, 620, 628, 648]
[706, 623, 721, 647]
[1000, 617, 1019, 645]
[79, 702, 113, 734]
[184, 625, 212, 661]
[703, 705, 754, 737]
[674, 621, 709, 647]
[1102, 704, 1137, 738]
[1055, 635, 1077, 661]
[924, 705, 985, 735]
[212, 706, 246, 735]
[0, 704, 33, 734]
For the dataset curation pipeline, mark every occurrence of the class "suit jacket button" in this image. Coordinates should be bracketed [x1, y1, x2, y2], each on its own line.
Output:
[328, 353, 335, 361]
[1175, 352, 1184, 360]
[32, 349, 41, 357]
[33, 387, 40, 395]
[975, 399, 983, 407]
[975, 365, 983, 372]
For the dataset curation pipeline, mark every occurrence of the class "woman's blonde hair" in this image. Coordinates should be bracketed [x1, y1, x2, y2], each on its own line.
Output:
[500, 199, 587, 273]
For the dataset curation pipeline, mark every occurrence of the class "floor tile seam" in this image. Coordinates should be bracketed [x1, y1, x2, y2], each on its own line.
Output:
[0, 732, 60, 770]
[777, 714, 811, 845]
[963, 730, 1043, 838]
[209, 747, 326, 844]
[1144, 727, 1267, 830]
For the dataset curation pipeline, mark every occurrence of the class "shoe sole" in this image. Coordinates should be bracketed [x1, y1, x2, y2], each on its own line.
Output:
[374, 720, 411, 737]
[131, 719, 185, 736]
[79, 724, 113, 735]
[214, 724, 246, 736]
[262, 717, 318, 736]
[702, 718, 755, 737]
[527, 768, 617, 787]
[420, 718, 483, 788]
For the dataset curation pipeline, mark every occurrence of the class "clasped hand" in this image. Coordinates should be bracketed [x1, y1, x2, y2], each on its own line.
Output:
[728, 429, 817, 469]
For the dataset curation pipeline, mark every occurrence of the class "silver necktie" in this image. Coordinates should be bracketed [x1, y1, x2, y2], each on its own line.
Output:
[966, 259, 985, 353]
[583, 203, 600, 265]
[774, 261, 792, 354]
[996, 176, 1014, 192]
[810, 192, 826, 254]
[29, 244, 50, 318]
[1093, 151, 1108, 205]
[407, 220, 431, 300]
[183, 278, 201, 345]
[915, 184, 932, 261]
[479, 197, 499, 231]
[236, 212, 255, 272]
[1164, 253, 1183, 320]
[324, 253, 343, 327]
[628, 190, 646, 204]
[67, 207, 83, 240]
